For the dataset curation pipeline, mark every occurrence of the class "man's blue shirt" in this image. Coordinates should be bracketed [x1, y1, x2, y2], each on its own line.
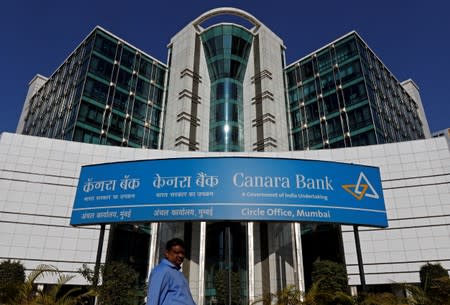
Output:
[147, 259, 196, 305]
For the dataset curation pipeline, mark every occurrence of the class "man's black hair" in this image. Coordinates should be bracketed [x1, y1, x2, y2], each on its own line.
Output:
[166, 238, 185, 251]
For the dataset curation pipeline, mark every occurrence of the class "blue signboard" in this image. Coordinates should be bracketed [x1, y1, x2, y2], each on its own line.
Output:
[70, 157, 387, 227]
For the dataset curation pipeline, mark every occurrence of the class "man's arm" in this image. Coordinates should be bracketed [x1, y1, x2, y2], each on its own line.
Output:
[147, 268, 169, 305]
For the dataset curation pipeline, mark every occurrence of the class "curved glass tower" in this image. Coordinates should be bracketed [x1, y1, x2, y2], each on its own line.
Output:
[201, 25, 253, 151]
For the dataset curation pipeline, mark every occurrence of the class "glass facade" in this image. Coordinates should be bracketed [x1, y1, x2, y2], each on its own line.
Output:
[201, 25, 253, 152]
[23, 28, 167, 149]
[285, 33, 424, 150]
[204, 222, 248, 305]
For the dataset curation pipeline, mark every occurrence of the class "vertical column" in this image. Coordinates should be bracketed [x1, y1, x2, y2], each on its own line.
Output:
[147, 222, 159, 280]
[293, 223, 305, 296]
[248, 222, 255, 303]
[198, 221, 206, 305]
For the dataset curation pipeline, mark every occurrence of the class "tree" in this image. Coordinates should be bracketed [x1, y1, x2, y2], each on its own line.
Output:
[80, 261, 140, 305]
[311, 260, 349, 294]
[357, 292, 409, 305]
[419, 263, 450, 305]
[252, 284, 303, 305]
[7, 264, 87, 305]
[309, 260, 353, 305]
[0, 260, 25, 303]
[419, 263, 449, 291]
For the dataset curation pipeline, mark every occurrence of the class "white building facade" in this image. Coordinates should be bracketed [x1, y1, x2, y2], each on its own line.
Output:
[164, 8, 289, 152]
[1, 132, 449, 303]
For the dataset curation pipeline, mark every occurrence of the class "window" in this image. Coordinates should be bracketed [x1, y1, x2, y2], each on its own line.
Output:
[117, 69, 134, 91]
[320, 72, 335, 92]
[149, 86, 164, 106]
[94, 34, 117, 58]
[305, 102, 319, 122]
[291, 109, 303, 128]
[74, 127, 100, 144]
[347, 105, 372, 130]
[148, 129, 159, 148]
[120, 47, 135, 69]
[139, 59, 153, 79]
[150, 108, 161, 126]
[318, 50, 332, 72]
[303, 82, 316, 101]
[156, 67, 166, 86]
[231, 126, 240, 146]
[89, 55, 113, 80]
[286, 70, 296, 88]
[330, 140, 345, 148]
[132, 100, 148, 121]
[351, 130, 377, 146]
[307, 125, 323, 146]
[214, 83, 224, 100]
[323, 94, 340, 114]
[289, 89, 303, 108]
[108, 113, 126, 137]
[339, 61, 362, 83]
[230, 59, 244, 80]
[112, 89, 129, 113]
[326, 116, 343, 138]
[214, 126, 224, 145]
[136, 78, 150, 99]
[83, 77, 109, 103]
[335, 39, 358, 63]
[343, 82, 367, 106]
[301, 61, 314, 79]
[104, 137, 121, 146]
[292, 131, 305, 150]
[213, 103, 224, 121]
[78, 102, 104, 129]
[129, 122, 144, 143]
[231, 36, 249, 56]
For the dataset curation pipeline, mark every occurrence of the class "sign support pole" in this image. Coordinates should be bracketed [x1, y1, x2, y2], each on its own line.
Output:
[93, 224, 106, 287]
[353, 225, 366, 292]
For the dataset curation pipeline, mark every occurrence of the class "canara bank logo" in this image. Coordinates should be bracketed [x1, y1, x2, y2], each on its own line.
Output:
[342, 172, 379, 200]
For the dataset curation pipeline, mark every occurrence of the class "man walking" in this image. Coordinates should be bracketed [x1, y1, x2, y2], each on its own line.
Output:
[147, 238, 196, 305]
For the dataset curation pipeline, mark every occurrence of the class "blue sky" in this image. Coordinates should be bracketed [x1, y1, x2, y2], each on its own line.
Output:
[1, 0, 448, 134]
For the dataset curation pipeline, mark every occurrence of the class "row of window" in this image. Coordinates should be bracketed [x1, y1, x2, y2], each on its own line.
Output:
[73, 125, 159, 148]
[93, 30, 166, 86]
[88, 54, 164, 105]
[288, 59, 363, 109]
[286, 35, 360, 89]
[292, 128, 377, 150]
[77, 101, 161, 131]
[290, 81, 368, 127]
[83, 77, 164, 113]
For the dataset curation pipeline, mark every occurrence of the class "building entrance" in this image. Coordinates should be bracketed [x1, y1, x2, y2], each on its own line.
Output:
[204, 222, 248, 305]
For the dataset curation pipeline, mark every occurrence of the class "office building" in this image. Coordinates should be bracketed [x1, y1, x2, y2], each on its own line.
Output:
[2, 7, 446, 305]
[286, 36, 426, 150]
[18, 28, 167, 149]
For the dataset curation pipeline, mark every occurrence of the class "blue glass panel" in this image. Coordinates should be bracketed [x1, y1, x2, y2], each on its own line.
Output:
[201, 25, 253, 152]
